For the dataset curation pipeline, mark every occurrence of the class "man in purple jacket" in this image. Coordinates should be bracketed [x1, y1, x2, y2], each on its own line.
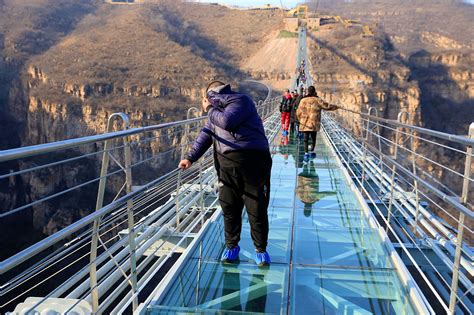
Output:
[178, 81, 272, 267]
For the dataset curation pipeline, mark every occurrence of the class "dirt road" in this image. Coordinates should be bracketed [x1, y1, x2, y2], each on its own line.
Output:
[243, 34, 299, 91]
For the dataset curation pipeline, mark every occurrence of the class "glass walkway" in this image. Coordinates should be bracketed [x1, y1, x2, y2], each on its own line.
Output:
[144, 133, 420, 314]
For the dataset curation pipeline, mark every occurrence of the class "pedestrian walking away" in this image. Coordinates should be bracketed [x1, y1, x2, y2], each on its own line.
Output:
[289, 90, 298, 136]
[178, 80, 272, 267]
[296, 85, 338, 161]
[290, 87, 304, 137]
[280, 89, 293, 136]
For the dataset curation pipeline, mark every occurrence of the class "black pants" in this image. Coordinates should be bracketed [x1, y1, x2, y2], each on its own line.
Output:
[217, 150, 272, 251]
[303, 131, 317, 153]
[290, 122, 298, 135]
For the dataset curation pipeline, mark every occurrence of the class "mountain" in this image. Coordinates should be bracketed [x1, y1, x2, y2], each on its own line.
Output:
[0, 0, 282, 257]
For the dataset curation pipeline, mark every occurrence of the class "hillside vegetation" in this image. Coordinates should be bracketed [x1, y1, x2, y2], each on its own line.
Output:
[27, 1, 281, 112]
[315, 0, 474, 134]
[0, 0, 281, 255]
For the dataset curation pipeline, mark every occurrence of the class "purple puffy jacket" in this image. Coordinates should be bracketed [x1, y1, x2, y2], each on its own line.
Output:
[186, 84, 269, 163]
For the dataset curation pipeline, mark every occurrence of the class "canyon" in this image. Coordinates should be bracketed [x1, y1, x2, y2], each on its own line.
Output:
[0, 0, 472, 257]
[309, 0, 473, 228]
[0, 0, 282, 256]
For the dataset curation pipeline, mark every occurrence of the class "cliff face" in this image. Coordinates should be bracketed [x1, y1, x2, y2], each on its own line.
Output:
[307, 14, 473, 226]
[308, 23, 422, 139]
[0, 1, 99, 255]
[2, 1, 472, 252]
[0, 1, 281, 253]
[313, 0, 474, 136]
[408, 50, 473, 134]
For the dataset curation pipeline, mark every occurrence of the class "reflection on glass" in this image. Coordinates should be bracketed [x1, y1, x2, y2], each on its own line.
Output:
[151, 261, 288, 314]
[292, 267, 416, 315]
[295, 208, 369, 229]
[146, 132, 417, 314]
[278, 135, 290, 164]
[297, 161, 337, 217]
[294, 228, 392, 268]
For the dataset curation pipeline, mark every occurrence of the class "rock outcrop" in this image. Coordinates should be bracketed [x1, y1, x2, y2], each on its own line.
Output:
[307, 14, 473, 230]
[308, 23, 422, 141]
[0, 1, 281, 245]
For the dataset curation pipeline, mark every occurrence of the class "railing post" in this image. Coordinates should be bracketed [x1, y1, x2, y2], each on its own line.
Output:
[366, 107, 378, 140]
[448, 122, 473, 313]
[360, 143, 368, 188]
[123, 132, 138, 311]
[367, 108, 384, 189]
[361, 107, 377, 189]
[176, 107, 200, 227]
[411, 130, 422, 237]
[90, 112, 130, 313]
[386, 164, 397, 232]
[394, 111, 410, 159]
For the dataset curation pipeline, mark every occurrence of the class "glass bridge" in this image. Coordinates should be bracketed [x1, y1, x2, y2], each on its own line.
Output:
[141, 133, 420, 314]
[1, 25, 471, 315]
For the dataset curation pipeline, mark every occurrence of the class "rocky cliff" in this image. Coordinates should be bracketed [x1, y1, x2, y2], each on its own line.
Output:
[314, 0, 474, 136]
[1, 0, 472, 255]
[308, 23, 422, 139]
[318, 0, 474, 208]
[307, 12, 473, 228]
[0, 0, 281, 256]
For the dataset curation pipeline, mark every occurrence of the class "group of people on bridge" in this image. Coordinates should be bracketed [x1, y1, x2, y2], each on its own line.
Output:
[296, 60, 307, 88]
[280, 84, 338, 161]
[178, 76, 338, 269]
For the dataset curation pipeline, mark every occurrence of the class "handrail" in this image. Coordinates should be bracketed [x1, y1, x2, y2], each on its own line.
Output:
[0, 97, 281, 164]
[337, 105, 474, 147]
[0, 97, 282, 313]
[322, 112, 473, 313]
[0, 116, 207, 163]
[0, 169, 178, 275]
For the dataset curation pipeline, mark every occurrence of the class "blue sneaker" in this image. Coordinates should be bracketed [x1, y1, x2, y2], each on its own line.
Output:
[221, 245, 240, 263]
[303, 153, 310, 162]
[310, 152, 316, 158]
[254, 250, 271, 267]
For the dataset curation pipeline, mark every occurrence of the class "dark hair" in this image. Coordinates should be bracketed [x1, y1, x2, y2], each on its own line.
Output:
[206, 80, 226, 92]
[307, 86, 316, 96]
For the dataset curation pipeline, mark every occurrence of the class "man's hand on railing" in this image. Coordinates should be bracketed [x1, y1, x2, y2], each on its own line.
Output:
[178, 159, 192, 170]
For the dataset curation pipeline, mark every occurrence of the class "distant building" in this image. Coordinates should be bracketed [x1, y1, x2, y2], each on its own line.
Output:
[247, 4, 281, 11]
[185, 1, 281, 11]
[307, 17, 320, 30]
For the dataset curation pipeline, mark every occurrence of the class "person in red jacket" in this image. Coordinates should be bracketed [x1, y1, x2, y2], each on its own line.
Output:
[280, 90, 292, 136]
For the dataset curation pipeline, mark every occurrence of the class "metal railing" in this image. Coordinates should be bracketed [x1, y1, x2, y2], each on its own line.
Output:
[322, 107, 473, 314]
[0, 96, 281, 313]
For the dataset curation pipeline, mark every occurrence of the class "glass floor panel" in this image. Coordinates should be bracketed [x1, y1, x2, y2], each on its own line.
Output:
[149, 262, 288, 315]
[146, 133, 419, 314]
[267, 207, 293, 227]
[291, 266, 416, 315]
[295, 208, 369, 229]
[240, 225, 291, 264]
[293, 227, 392, 268]
[270, 195, 295, 208]
[295, 197, 360, 210]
